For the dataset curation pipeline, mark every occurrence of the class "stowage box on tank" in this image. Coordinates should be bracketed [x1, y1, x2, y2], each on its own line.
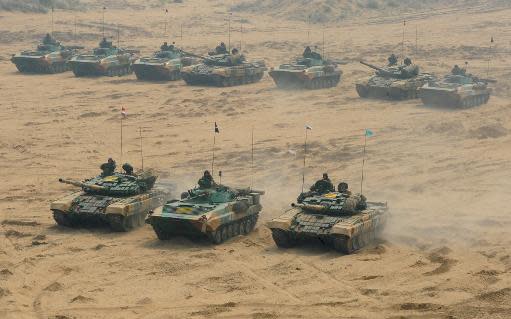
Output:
[268, 191, 388, 254]
[51, 170, 171, 232]
[146, 186, 264, 244]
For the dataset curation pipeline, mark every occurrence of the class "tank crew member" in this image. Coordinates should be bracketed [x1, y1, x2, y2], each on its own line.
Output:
[310, 173, 335, 194]
[198, 170, 216, 189]
[451, 64, 466, 76]
[387, 53, 398, 66]
[303, 46, 312, 58]
[99, 37, 112, 48]
[122, 163, 134, 176]
[100, 158, 116, 177]
[161, 42, 170, 51]
[43, 33, 57, 45]
[215, 42, 228, 54]
[397, 57, 419, 78]
[338, 182, 352, 196]
[229, 48, 243, 65]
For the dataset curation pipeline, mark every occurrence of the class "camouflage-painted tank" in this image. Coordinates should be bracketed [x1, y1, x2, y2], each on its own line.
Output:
[11, 34, 83, 74]
[356, 61, 435, 100]
[269, 56, 342, 89]
[181, 53, 266, 87]
[419, 73, 494, 108]
[267, 190, 387, 254]
[68, 38, 139, 77]
[51, 170, 170, 232]
[146, 185, 265, 243]
[133, 45, 199, 81]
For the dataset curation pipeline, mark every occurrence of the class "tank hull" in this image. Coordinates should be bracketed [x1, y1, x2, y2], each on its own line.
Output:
[269, 70, 341, 89]
[181, 64, 266, 87]
[69, 61, 133, 77]
[419, 87, 491, 108]
[132, 64, 180, 81]
[268, 202, 387, 254]
[11, 56, 70, 74]
[50, 187, 170, 232]
[356, 74, 434, 100]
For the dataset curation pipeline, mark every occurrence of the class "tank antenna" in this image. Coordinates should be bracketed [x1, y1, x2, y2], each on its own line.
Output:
[164, 8, 168, 38]
[307, 14, 311, 43]
[322, 30, 325, 59]
[212, 122, 220, 176]
[139, 127, 144, 171]
[301, 125, 312, 193]
[228, 12, 232, 52]
[487, 37, 494, 77]
[120, 107, 127, 164]
[360, 129, 373, 195]
[251, 126, 254, 188]
[240, 21, 243, 52]
[401, 19, 406, 61]
[117, 24, 120, 47]
[74, 15, 77, 41]
[51, 6, 54, 36]
[102, 6, 106, 39]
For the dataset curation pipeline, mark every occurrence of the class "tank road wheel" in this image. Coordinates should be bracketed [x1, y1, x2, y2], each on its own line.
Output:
[233, 221, 241, 236]
[209, 227, 224, 244]
[333, 235, 355, 254]
[52, 211, 74, 228]
[271, 229, 296, 248]
[108, 214, 132, 232]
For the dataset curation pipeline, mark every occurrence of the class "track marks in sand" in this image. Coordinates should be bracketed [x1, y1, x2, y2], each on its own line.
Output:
[423, 247, 458, 276]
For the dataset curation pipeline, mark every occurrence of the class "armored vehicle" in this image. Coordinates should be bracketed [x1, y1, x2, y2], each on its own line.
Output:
[133, 44, 199, 81]
[11, 34, 83, 74]
[146, 185, 265, 243]
[51, 170, 170, 232]
[269, 53, 342, 89]
[268, 188, 387, 254]
[68, 38, 139, 77]
[419, 73, 493, 108]
[356, 60, 435, 100]
[181, 53, 266, 87]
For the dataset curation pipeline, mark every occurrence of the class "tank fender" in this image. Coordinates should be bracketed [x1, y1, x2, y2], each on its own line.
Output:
[266, 208, 298, 231]
[50, 192, 83, 213]
[105, 193, 165, 217]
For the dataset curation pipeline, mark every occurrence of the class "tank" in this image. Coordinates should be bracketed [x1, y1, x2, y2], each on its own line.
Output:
[269, 56, 342, 89]
[68, 39, 139, 77]
[419, 74, 494, 108]
[146, 186, 265, 243]
[132, 46, 200, 81]
[267, 190, 388, 254]
[356, 61, 435, 100]
[11, 36, 83, 74]
[181, 53, 266, 87]
[50, 170, 171, 232]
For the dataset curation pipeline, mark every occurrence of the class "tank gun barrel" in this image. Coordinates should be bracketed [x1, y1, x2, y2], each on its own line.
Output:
[64, 45, 85, 50]
[179, 50, 207, 60]
[236, 188, 265, 195]
[58, 178, 106, 191]
[475, 77, 497, 84]
[360, 60, 384, 72]
[291, 202, 327, 211]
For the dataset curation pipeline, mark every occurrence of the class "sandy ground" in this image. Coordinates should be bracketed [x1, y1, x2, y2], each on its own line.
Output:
[1, 1, 511, 318]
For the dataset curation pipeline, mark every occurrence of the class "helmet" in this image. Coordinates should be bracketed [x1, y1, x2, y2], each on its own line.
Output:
[404, 57, 412, 65]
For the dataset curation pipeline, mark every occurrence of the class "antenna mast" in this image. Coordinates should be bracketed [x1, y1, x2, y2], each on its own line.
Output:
[139, 127, 144, 170]
[102, 6, 106, 38]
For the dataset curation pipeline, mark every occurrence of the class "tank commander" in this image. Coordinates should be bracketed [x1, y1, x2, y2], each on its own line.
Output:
[310, 173, 335, 194]
[160, 42, 170, 51]
[229, 48, 243, 65]
[100, 158, 116, 177]
[122, 163, 134, 176]
[387, 53, 398, 66]
[99, 37, 112, 48]
[215, 42, 228, 54]
[198, 170, 216, 189]
[338, 182, 352, 196]
[303, 46, 312, 58]
[451, 64, 466, 76]
[43, 33, 58, 45]
[397, 57, 419, 78]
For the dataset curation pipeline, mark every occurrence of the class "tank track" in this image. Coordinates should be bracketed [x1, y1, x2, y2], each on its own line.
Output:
[72, 65, 132, 77]
[421, 93, 490, 108]
[274, 75, 340, 90]
[356, 84, 419, 100]
[208, 213, 259, 244]
[134, 68, 181, 81]
[271, 224, 383, 254]
[15, 62, 69, 74]
[182, 73, 264, 87]
[52, 210, 147, 232]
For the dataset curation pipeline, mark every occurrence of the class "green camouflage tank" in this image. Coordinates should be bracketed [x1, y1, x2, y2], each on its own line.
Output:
[269, 56, 342, 89]
[133, 45, 200, 81]
[11, 34, 83, 74]
[51, 170, 171, 232]
[146, 185, 264, 243]
[356, 60, 435, 100]
[267, 189, 387, 254]
[68, 38, 139, 77]
[419, 73, 494, 108]
[181, 53, 266, 87]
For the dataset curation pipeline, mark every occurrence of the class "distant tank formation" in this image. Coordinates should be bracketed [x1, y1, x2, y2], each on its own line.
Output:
[146, 170, 264, 243]
[419, 64, 495, 108]
[356, 56, 436, 100]
[268, 175, 387, 254]
[11, 33, 83, 74]
[269, 46, 342, 89]
[51, 159, 170, 232]
[68, 38, 139, 77]
[133, 42, 200, 81]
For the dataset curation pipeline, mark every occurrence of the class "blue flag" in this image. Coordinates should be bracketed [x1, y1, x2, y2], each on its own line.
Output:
[365, 129, 374, 137]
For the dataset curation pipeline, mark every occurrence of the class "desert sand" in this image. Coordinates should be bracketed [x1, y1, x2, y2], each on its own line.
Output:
[1, 1, 511, 318]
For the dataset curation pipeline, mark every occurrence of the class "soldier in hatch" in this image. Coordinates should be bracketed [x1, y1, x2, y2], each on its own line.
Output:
[451, 64, 466, 76]
[387, 53, 398, 66]
[229, 48, 243, 65]
[338, 182, 352, 196]
[122, 163, 134, 176]
[216, 42, 228, 54]
[310, 173, 335, 194]
[160, 42, 170, 51]
[99, 37, 112, 48]
[100, 158, 116, 177]
[198, 170, 216, 189]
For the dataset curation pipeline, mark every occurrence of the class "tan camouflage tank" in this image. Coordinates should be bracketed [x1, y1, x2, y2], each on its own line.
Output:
[268, 189, 387, 254]
[146, 185, 264, 243]
[51, 169, 171, 232]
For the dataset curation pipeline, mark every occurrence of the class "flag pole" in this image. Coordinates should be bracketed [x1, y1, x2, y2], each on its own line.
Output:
[360, 133, 367, 195]
[301, 127, 309, 193]
[139, 127, 144, 170]
[120, 116, 123, 164]
[251, 126, 254, 188]
[487, 37, 493, 78]
[212, 134, 216, 176]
